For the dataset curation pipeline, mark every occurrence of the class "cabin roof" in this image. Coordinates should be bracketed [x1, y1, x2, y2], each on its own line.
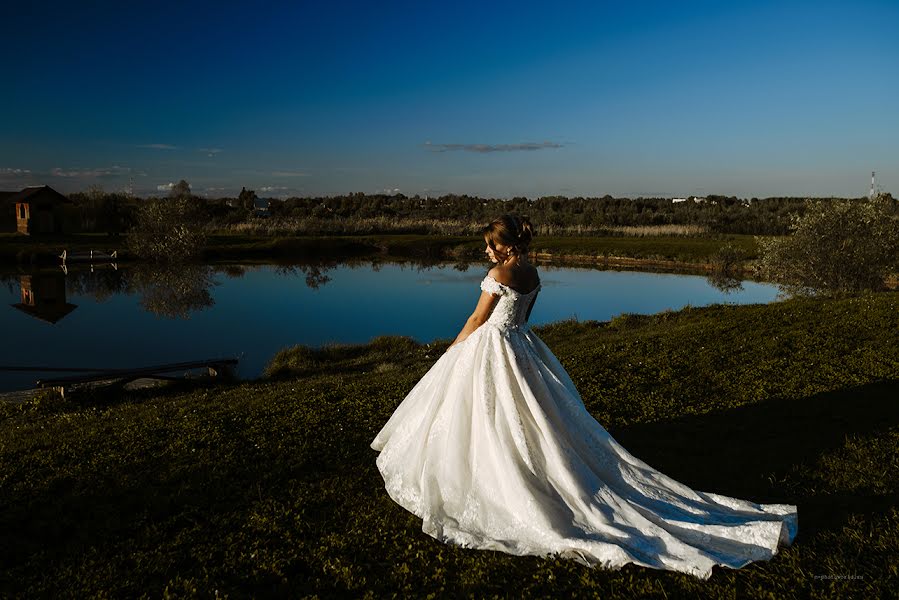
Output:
[5, 185, 73, 205]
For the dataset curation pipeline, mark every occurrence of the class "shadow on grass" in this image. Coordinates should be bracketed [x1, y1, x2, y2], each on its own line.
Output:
[610, 379, 899, 536]
[3, 379, 897, 595]
[15, 379, 243, 416]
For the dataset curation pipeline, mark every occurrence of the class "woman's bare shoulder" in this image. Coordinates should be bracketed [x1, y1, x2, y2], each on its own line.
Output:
[487, 265, 509, 284]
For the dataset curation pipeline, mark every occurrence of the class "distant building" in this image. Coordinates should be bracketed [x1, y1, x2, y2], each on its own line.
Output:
[693, 197, 708, 204]
[5, 185, 74, 235]
[224, 197, 270, 216]
[671, 198, 688, 203]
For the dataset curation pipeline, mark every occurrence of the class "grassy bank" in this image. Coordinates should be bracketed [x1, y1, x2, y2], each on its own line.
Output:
[0, 231, 759, 270]
[2, 294, 898, 597]
[202, 233, 759, 268]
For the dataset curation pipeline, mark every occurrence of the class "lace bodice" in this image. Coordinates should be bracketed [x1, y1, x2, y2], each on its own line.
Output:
[480, 274, 540, 330]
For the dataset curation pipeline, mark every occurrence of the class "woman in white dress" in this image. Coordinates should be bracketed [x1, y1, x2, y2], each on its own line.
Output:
[370, 215, 797, 579]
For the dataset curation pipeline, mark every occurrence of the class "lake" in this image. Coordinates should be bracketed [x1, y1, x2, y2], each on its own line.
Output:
[1, 261, 779, 391]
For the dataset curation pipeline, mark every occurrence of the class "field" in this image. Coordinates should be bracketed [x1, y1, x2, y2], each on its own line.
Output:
[2, 293, 897, 597]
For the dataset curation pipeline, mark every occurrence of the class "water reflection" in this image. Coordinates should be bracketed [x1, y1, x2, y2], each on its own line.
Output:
[1, 259, 770, 327]
[2, 260, 351, 324]
[273, 263, 335, 290]
[10, 272, 78, 324]
[705, 272, 744, 294]
[130, 264, 217, 319]
[219, 265, 248, 279]
[0, 260, 782, 392]
[65, 264, 127, 302]
[3, 264, 218, 322]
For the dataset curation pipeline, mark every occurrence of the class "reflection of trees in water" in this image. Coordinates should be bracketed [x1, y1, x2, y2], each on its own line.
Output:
[706, 272, 744, 294]
[129, 264, 217, 319]
[218, 265, 247, 279]
[269, 257, 487, 290]
[274, 263, 334, 289]
[65, 268, 128, 302]
[5, 257, 490, 319]
[0, 272, 18, 295]
[50, 265, 217, 318]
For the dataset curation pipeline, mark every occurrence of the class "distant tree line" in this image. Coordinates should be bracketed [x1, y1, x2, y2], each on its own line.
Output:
[263, 193, 821, 235]
[62, 184, 896, 238]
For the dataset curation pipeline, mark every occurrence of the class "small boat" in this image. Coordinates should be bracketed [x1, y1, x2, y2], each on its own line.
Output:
[59, 249, 117, 264]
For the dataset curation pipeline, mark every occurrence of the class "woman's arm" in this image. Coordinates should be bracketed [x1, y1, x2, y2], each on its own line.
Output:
[448, 290, 499, 348]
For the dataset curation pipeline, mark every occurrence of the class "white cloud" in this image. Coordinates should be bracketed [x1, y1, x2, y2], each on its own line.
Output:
[259, 185, 288, 192]
[0, 167, 32, 175]
[424, 141, 564, 153]
[157, 182, 176, 191]
[271, 171, 308, 177]
[51, 168, 83, 177]
[138, 143, 177, 150]
[51, 166, 131, 178]
[199, 148, 223, 157]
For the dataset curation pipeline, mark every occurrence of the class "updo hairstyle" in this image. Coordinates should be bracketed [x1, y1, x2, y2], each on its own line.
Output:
[483, 214, 534, 257]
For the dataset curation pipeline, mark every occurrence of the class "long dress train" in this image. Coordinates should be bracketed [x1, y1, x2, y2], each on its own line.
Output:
[371, 274, 797, 579]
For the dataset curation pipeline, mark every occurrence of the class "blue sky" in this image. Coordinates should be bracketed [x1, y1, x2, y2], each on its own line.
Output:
[1, 0, 897, 198]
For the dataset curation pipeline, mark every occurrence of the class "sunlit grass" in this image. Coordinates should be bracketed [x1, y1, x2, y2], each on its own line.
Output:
[199, 233, 759, 266]
[217, 218, 711, 238]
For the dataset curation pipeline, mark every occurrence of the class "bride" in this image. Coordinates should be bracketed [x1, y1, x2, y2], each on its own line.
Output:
[370, 215, 797, 579]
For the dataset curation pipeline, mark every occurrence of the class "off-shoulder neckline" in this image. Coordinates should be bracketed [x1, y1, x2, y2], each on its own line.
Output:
[484, 274, 541, 296]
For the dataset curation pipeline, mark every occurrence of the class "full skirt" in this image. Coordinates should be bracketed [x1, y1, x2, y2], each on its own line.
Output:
[370, 323, 798, 579]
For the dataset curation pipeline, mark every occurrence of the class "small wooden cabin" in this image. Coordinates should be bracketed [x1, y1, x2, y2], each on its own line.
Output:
[7, 185, 74, 235]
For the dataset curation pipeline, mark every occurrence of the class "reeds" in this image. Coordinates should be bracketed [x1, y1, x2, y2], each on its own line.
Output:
[216, 218, 710, 238]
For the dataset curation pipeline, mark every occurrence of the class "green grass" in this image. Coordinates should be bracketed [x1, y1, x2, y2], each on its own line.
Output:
[201, 233, 478, 262]
[2, 295, 898, 597]
[530, 234, 758, 263]
[0, 231, 758, 267]
[202, 233, 758, 265]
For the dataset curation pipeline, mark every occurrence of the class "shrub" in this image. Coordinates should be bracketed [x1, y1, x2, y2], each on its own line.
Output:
[126, 198, 207, 262]
[706, 243, 747, 293]
[756, 194, 899, 296]
[710, 242, 746, 275]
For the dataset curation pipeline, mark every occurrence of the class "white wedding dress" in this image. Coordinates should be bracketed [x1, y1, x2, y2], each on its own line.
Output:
[371, 274, 798, 579]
